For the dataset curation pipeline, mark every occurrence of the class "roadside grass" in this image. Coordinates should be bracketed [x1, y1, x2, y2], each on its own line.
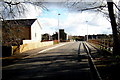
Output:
[91, 44, 120, 80]
[94, 55, 120, 80]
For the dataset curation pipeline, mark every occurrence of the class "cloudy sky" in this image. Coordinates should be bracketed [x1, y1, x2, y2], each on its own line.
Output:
[37, 2, 113, 36]
[2, 0, 119, 36]
[38, 8, 112, 36]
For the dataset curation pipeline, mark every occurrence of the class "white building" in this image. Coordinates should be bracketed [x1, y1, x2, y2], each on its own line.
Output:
[2, 18, 42, 45]
[31, 19, 42, 41]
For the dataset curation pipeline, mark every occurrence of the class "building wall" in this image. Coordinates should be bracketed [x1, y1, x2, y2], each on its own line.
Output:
[31, 20, 42, 41]
[2, 26, 31, 46]
[12, 41, 54, 54]
[59, 29, 67, 41]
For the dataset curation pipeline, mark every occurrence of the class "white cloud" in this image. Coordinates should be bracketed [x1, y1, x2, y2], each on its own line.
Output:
[39, 18, 58, 34]
[39, 9, 112, 36]
[19, 3, 42, 19]
[61, 12, 112, 35]
[40, 18, 57, 27]
[2, 2, 42, 19]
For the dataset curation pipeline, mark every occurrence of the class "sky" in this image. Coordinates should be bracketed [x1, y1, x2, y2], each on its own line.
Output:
[37, 2, 112, 36]
[38, 7, 112, 36]
[2, 0, 119, 36]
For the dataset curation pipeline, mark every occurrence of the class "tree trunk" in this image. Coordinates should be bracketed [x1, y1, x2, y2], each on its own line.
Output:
[107, 1, 120, 55]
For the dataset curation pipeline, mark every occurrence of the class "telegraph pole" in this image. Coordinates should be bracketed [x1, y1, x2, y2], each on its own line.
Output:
[58, 13, 60, 42]
[86, 21, 88, 41]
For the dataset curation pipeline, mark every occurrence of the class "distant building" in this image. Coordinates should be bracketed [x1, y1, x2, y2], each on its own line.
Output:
[59, 29, 67, 41]
[42, 33, 52, 41]
[72, 36, 84, 41]
[52, 29, 67, 42]
[2, 19, 42, 46]
[52, 32, 58, 40]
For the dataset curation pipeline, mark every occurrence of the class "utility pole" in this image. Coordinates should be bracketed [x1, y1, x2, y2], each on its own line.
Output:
[86, 21, 88, 41]
[58, 13, 60, 42]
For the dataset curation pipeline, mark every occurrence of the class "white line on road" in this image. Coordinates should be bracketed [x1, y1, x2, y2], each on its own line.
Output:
[23, 42, 71, 59]
[38, 43, 67, 53]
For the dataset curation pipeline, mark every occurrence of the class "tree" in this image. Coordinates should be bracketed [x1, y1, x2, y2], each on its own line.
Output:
[0, 1, 48, 20]
[107, 0, 120, 55]
[65, 0, 120, 55]
[1, 1, 45, 46]
[1, 0, 120, 55]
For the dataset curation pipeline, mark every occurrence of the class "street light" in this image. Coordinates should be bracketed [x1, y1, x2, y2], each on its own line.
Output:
[58, 13, 60, 42]
[86, 21, 88, 41]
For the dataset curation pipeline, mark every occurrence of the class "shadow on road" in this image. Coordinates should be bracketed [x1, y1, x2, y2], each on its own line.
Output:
[2, 52, 91, 80]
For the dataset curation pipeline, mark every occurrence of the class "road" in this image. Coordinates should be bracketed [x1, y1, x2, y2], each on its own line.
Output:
[2, 41, 93, 80]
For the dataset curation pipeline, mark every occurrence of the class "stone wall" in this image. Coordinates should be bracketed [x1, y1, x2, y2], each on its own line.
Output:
[12, 41, 54, 55]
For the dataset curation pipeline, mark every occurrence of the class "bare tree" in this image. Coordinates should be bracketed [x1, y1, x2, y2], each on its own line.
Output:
[65, 0, 120, 55]
[1, 0, 120, 55]
[107, 0, 120, 55]
[1, 1, 47, 20]
[1, 1, 46, 47]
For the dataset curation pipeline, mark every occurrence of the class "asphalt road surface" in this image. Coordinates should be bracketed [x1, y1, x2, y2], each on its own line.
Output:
[2, 41, 92, 80]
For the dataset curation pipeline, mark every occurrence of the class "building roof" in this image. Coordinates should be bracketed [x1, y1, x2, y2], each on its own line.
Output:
[2, 19, 37, 27]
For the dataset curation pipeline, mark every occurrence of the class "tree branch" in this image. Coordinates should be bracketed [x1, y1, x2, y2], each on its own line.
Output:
[78, 5, 107, 11]
[113, 2, 120, 11]
[4, 1, 20, 5]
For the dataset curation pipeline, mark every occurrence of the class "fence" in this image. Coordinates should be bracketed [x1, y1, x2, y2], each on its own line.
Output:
[88, 39, 113, 52]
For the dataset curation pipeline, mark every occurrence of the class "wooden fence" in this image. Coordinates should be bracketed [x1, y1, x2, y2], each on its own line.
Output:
[88, 39, 113, 52]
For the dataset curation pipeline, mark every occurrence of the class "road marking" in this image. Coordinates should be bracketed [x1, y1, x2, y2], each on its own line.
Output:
[23, 42, 71, 59]
[38, 43, 67, 53]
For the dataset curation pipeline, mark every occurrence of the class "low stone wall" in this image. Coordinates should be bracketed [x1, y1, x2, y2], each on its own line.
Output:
[12, 41, 54, 55]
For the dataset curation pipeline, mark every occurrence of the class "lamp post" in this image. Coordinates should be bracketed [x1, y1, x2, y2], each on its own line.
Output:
[58, 13, 60, 42]
[86, 21, 88, 41]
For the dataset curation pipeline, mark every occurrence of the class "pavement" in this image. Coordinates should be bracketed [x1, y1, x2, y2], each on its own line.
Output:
[2, 42, 69, 66]
[2, 41, 94, 80]
[1, 42, 68, 59]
